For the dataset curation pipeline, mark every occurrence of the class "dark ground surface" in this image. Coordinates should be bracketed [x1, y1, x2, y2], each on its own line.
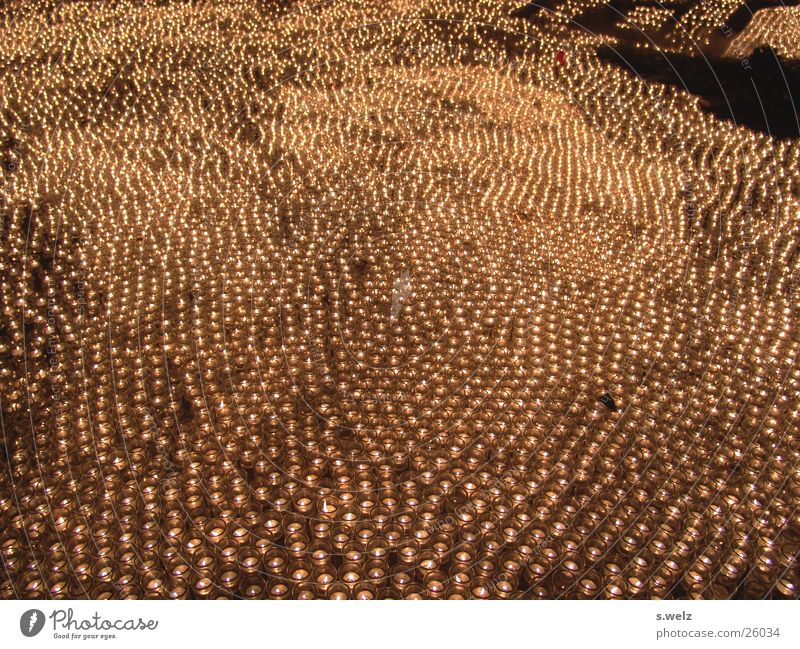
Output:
[512, 1, 800, 138]
[598, 44, 800, 139]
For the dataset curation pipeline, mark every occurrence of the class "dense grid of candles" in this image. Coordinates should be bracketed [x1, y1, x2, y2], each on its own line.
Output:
[1, 0, 798, 599]
[727, 6, 800, 60]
